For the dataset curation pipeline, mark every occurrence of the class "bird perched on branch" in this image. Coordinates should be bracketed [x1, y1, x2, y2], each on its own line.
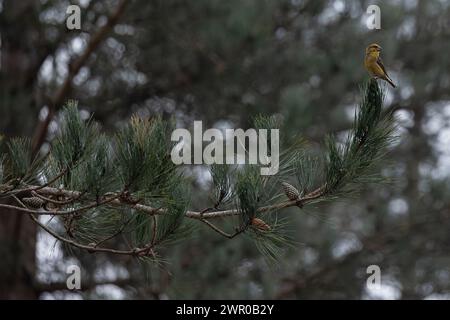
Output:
[364, 43, 396, 88]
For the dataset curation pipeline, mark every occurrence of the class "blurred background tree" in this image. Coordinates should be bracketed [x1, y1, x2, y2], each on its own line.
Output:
[1, 0, 450, 299]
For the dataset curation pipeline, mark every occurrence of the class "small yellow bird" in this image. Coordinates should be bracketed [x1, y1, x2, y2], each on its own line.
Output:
[364, 43, 396, 88]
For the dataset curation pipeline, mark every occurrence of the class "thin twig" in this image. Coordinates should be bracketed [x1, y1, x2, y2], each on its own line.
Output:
[31, 190, 82, 205]
[31, 214, 142, 255]
[199, 219, 234, 238]
[6, 166, 70, 198]
[0, 193, 123, 216]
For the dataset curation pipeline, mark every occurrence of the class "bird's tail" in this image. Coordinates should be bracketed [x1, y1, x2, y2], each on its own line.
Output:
[384, 76, 396, 88]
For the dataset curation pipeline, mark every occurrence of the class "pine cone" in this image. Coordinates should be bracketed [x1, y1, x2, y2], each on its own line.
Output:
[22, 196, 45, 209]
[251, 217, 271, 231]
[281, 182, 300, 201]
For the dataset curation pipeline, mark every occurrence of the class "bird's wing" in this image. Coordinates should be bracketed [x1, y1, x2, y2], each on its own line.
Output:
[376, 56, 390, 77]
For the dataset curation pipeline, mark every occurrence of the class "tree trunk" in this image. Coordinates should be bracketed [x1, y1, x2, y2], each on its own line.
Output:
[0, 207, 38, 299]
[0, 0, 42, 299]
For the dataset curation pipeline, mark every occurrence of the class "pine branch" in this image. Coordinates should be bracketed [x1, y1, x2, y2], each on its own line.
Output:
[0, 81, 395, 261]
[1, 184, 324, 219]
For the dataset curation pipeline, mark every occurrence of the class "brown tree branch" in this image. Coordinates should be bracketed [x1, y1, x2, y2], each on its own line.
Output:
[0, 192, 123, 216]
[4, 184, 325, 220]
[31, 0, 130, 155]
